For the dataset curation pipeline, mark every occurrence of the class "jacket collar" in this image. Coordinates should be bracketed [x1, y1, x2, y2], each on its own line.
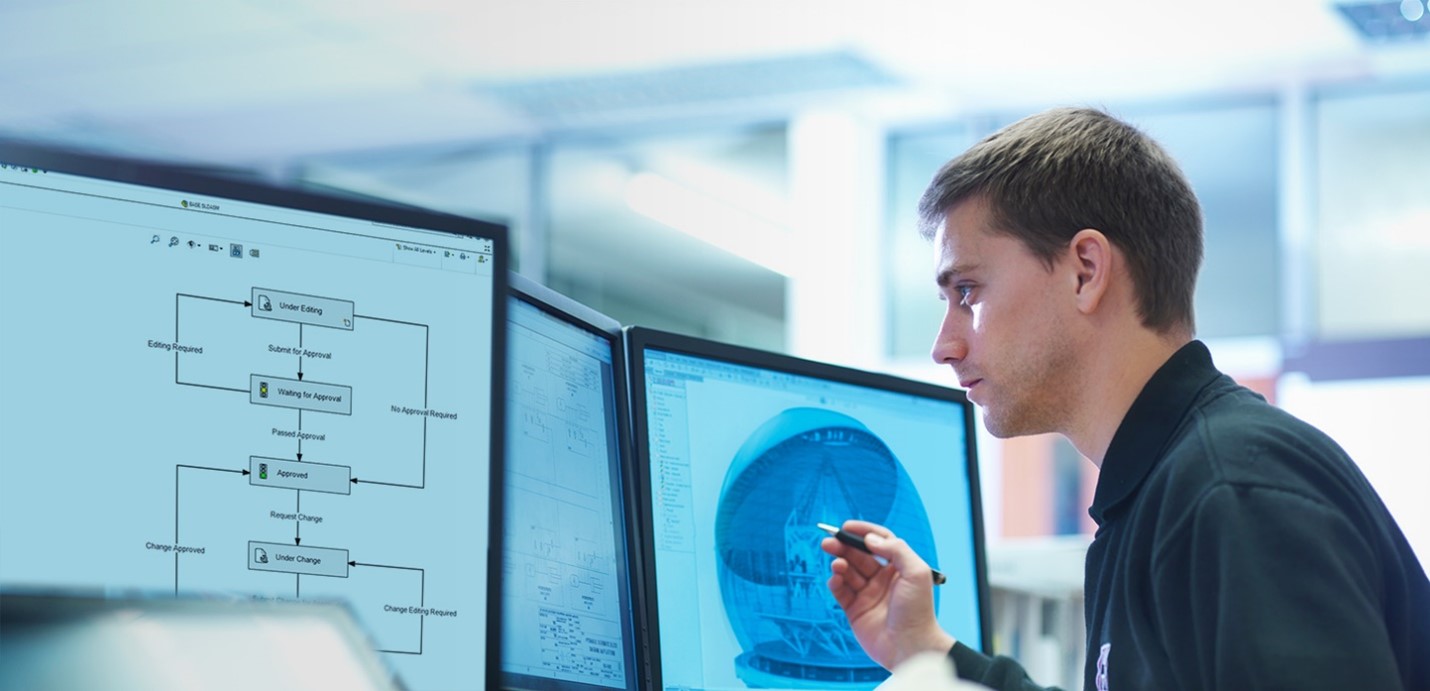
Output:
[1088, 340, 1222, 526]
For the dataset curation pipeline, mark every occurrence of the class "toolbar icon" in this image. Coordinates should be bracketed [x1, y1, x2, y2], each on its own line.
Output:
[230, 243, 243, 258]
[168, 236, 179, 247]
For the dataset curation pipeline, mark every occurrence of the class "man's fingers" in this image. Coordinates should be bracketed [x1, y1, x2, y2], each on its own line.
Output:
[841, 520, 895, 539]
[831, 556, 870, 590]
[823, 536, 884, 581]
[838, 520, 903, 577]
[863, 532, 938, 585]
[829, 559, 893, 620]
[827, 573, 854, 608]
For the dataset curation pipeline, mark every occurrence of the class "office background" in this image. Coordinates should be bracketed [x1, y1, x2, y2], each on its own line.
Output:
[4, 0, 1427, 607]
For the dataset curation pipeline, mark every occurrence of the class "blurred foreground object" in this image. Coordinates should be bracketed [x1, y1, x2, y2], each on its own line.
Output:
[0, 590, 402, 691]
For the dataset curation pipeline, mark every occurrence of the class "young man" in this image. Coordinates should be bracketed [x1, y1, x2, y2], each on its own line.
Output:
[822, 107, 1430, 690]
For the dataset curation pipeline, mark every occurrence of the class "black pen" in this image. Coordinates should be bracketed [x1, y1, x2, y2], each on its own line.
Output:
[818, 522, 946, 585]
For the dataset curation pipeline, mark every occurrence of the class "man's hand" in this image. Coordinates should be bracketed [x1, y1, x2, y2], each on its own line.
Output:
[821, 520, 956, 670]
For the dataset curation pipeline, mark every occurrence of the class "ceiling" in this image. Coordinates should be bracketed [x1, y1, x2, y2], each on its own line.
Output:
[3, 0, 1428, 348]
[5, 0, 1426, 166]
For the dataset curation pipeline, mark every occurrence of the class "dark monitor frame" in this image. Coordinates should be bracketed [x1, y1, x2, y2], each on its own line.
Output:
[504, 273, 650, 691]
[0, 139, 510, 691]
[624, 326, 992, 687]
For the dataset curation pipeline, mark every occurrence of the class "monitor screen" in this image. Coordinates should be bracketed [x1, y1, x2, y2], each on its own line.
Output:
[627, 328, 989, 690]
[0, 142, 507, 691]
[501, 274, 645, 691]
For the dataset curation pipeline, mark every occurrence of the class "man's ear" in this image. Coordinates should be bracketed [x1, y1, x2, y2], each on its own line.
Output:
[1068, 229, 1112, 316]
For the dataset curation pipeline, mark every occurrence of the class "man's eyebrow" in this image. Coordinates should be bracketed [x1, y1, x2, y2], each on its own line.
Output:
[936, 263, 979, 288]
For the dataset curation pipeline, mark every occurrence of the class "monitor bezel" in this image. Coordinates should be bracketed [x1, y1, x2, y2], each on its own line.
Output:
[0, 139, 510, 691]
[624, 326, 992, 687]
[504, 273, 649, 691]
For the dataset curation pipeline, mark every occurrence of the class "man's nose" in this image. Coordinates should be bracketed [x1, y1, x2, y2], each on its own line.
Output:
[931, 309, 968, 365]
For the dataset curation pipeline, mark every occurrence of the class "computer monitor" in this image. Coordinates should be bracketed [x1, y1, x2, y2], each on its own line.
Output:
[0, 141, 508, 690]
[627, 327, 991, 690]
[501, 274, 646, 691]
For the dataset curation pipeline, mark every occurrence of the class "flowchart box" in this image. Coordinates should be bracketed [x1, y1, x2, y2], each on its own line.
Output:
[250, 375, 352, 415]
[250, 456, 351, 495]
[248, 541, 349, 578]
[251, 288, 354, 331]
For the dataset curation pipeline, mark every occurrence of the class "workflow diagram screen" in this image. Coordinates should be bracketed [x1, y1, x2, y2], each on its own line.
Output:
[0, 165, 497, 691]
[642, 350, 980, 690]
[502, 298, 634, 689]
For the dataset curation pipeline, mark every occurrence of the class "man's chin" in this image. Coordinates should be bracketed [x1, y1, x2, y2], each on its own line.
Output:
[982, 419, 1018, 439]
[980, 408, 1043, 439]
[979, 409, 1012, 438]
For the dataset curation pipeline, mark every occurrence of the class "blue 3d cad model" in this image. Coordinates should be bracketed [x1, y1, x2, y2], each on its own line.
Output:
[715, 407, 939, 689]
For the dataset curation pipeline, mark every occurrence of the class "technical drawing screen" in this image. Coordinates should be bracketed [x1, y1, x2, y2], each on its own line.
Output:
[637, 345, 983, 691]
[501, 295, 638, 690]
[0, 156, 502, 691]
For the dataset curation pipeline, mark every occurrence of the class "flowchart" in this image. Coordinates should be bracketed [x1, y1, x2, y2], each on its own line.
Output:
[148, 286, 465, 655]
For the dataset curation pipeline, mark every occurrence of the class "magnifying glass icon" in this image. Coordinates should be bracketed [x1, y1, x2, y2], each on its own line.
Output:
[150, 234, 160, 244]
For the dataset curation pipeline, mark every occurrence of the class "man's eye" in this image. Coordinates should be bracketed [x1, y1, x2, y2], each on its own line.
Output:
[956, 285, 974, 303]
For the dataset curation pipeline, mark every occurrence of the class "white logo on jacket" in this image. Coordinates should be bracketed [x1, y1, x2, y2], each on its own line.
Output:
[1096, 643, 1110, 691]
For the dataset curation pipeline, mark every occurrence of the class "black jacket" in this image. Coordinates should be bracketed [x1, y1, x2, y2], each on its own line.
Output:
[949, 341, 1430, 690]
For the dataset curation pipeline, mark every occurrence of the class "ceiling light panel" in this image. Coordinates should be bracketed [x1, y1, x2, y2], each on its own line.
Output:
[1336, 1, 1430, 41]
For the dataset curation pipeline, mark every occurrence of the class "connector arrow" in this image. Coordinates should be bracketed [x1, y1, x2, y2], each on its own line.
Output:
[351, 477, 421, 489]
